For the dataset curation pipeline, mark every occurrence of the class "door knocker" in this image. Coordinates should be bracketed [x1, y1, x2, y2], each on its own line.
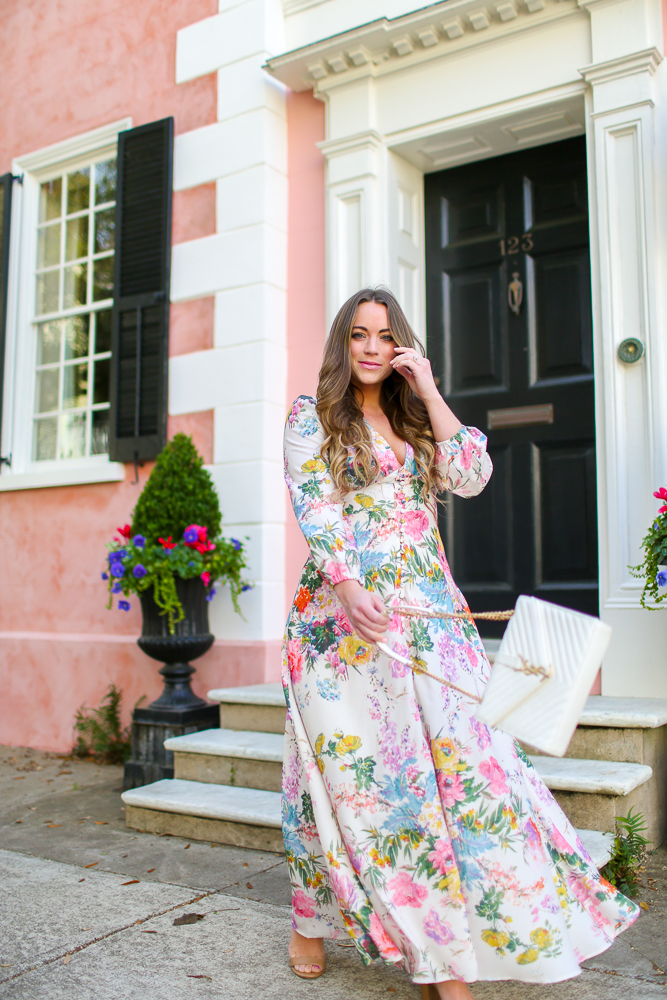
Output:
[508, 272, 523, 316]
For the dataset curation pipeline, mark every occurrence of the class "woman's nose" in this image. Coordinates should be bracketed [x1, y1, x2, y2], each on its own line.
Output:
[365, 338, 379, 354]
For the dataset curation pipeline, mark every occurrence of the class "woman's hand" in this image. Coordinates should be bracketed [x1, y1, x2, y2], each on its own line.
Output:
[390, 345, 440, 402]
[333, 579, 388, 644]
[391, 346, 462, 441]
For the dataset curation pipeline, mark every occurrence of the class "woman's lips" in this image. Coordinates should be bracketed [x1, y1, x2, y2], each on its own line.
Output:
[358, 361, 381, 369]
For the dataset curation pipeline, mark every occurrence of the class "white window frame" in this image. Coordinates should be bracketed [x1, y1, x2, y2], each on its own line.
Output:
[0, 118, 132, 491]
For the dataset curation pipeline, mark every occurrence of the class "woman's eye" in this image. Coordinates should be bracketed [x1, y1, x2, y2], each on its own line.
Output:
[351, 332, 365, 340]
[381, 335, 394, 342]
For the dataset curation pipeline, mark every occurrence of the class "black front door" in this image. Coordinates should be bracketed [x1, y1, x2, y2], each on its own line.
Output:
[425, 137, 597, 637]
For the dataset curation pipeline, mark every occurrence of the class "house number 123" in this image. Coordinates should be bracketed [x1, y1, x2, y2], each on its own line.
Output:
[499, 233, 533, 255]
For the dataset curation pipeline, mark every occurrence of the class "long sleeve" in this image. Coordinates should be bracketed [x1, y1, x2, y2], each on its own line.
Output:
[434, 425, 493, 497]
[284, 396, 362, 586]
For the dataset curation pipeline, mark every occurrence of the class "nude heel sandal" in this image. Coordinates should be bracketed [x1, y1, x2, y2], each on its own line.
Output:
[421, 987, 439, 1000]
[290, 954, 326, 980]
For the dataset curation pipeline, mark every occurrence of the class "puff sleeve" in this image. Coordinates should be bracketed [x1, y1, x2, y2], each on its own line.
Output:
[434, 426, 493, 497]
[284, 396, 362, 586]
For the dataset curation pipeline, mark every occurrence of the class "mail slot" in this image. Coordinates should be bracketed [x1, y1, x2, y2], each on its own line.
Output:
[487, 403, 554, 430]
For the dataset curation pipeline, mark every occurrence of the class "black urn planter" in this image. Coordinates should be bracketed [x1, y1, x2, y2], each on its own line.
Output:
[123, 577, 219, 789]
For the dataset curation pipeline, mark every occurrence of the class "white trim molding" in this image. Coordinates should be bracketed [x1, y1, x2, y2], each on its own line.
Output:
[0, 460, 125, 492]
[14, 118, 132, 174]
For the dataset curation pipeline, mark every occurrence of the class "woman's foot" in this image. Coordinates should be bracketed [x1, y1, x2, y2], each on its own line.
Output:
[289, 928, 325, 976]
[433, 980, 475, 1000]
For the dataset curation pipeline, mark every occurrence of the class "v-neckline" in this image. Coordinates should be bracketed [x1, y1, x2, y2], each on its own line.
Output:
[364, 419, 407, 469]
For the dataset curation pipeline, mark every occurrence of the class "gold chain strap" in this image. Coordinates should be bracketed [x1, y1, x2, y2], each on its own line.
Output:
[378, 604, 549, 702]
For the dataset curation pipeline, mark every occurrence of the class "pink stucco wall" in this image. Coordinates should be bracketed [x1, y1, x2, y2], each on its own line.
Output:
[285, 91, 326, 613]
[0, 0, 280, 752]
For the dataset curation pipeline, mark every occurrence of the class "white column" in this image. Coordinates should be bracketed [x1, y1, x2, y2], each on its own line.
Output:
[579, 0, 667, 694]
[169, 0, 288, 646]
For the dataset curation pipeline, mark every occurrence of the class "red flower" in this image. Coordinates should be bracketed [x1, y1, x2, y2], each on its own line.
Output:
[158, 536, 177, 550]
[117, 524, 132, 539]
[201, 571, 211, 586]
[294, 587, 312, 613]
[654, 487, 667, 500]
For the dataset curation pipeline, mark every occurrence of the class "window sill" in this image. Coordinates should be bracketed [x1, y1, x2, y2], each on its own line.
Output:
[0, 461, 126, 492]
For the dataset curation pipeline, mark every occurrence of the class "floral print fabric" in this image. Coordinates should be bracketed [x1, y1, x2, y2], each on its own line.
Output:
[282, 395, 638, 985]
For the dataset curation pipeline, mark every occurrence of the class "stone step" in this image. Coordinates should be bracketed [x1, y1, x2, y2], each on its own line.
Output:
[530, 755, 657, 840]
[122, 777, 614, 867]
[165, 729, 283, 792]
[208, 683, 286, 734]
[567, 696, 667, 765]
[121, 778, 283, 852]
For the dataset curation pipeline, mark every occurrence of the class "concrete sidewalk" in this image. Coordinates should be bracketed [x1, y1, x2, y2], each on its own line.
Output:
[1, 744, 666, 999]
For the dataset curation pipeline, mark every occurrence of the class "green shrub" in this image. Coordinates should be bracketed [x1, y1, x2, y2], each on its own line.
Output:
[72, 684, 141, 764]
[131, 433, 222, 545]
[600, 808, 650, 897]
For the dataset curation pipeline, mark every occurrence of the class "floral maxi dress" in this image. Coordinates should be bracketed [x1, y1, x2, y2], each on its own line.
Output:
[281, 395, 638, 986]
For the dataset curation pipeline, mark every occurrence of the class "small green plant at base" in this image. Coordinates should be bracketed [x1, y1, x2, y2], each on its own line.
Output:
[600, 808, 650, 898]
[72, 684, 143, 765]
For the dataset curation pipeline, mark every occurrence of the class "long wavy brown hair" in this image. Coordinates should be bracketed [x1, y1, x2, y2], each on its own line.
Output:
[317, 287, 440, 497]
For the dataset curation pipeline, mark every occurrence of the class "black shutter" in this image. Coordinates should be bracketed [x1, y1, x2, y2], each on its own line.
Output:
[0, 173, 13, 463]
[109, 118, 173, 462]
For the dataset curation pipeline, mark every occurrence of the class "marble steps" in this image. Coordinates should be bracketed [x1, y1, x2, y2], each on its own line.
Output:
[121, 776, 614, 868]
[209, 683, 285, 735]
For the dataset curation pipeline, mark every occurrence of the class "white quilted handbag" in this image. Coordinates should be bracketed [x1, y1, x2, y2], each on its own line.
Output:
[475, 595, 612, 757]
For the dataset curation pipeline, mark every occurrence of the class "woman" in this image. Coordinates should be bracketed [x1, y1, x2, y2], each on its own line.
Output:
[282, 288, 638, 998]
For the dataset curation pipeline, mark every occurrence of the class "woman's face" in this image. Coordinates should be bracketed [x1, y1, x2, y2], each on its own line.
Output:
[349, 301, 396, 389]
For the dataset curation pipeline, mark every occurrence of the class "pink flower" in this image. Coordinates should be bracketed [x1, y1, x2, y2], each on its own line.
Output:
[479, 756, 508, 797]
[428, 838, 455, 874]
[424, 908, 455, 945]
[460, 436, 473, 470]
[201, 571, 211, 586]
[437, 771, 467, 808]
[550, 823, 574, 856]
[402, 510, 430, 541]
[292, 889, 316, 919]
[326, 561, 354, 585]
[387, 871, 428, 908]
[286, 639, 303, 683]
[369, 912, 402, 960]
[654, 487, 667, 500]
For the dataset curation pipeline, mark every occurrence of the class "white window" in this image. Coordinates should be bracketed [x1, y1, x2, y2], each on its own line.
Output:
[33, 157, 115, 461]
[0, 119, 131, 491]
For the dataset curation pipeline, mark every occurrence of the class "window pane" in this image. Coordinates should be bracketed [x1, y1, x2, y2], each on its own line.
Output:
[93, 358, 110, 404]
[36, 321, 62, 365]
[63, 263, 87, 308]
[66, 169, 90, 214]
[95, 310, 112, 354]
[92, 256, 113, 301]
[35, 368, 59, 413]
[94, 159, 116, 205]
[36, 270, 60, 315]
[33, 418, 58, 461]
[60, 412, 86, 459]
[94, 208, 115, 252]
[92, 409, 109, 455]
[63, 362, 88, 409]
[64, 314, 90, 360]
[65, 215, 88, 261]
[37, 223, 61, 268]
[39, 179, 62, 222]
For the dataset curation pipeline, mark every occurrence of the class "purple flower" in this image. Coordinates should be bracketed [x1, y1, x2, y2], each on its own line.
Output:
[206, 587, 217, 602]
[110, 563, 125, 578]
[184, 527, 199, 544]
[241, 583, 252, 592]
[188, 561, 195, 567]
[118, 600, 131, 612]
[133, 564, 147, 578]
[231, 538, 242, 551]
[109, 549, 127, 562]
[657, 570, 667, 588]
[132, 535, 145, 548]
[112, 582, 122, 594]
[101, 572, 108, 580]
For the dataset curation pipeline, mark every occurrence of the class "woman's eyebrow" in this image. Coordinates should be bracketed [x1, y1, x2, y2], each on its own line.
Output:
[352, 326, 392, 332]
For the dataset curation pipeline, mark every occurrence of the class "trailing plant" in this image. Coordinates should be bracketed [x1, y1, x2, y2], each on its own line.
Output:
[629, 486, 667, 608]
[102, 434, 251, 631]
[72, 684, 139, 764]
[600, 808, 650, 898]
